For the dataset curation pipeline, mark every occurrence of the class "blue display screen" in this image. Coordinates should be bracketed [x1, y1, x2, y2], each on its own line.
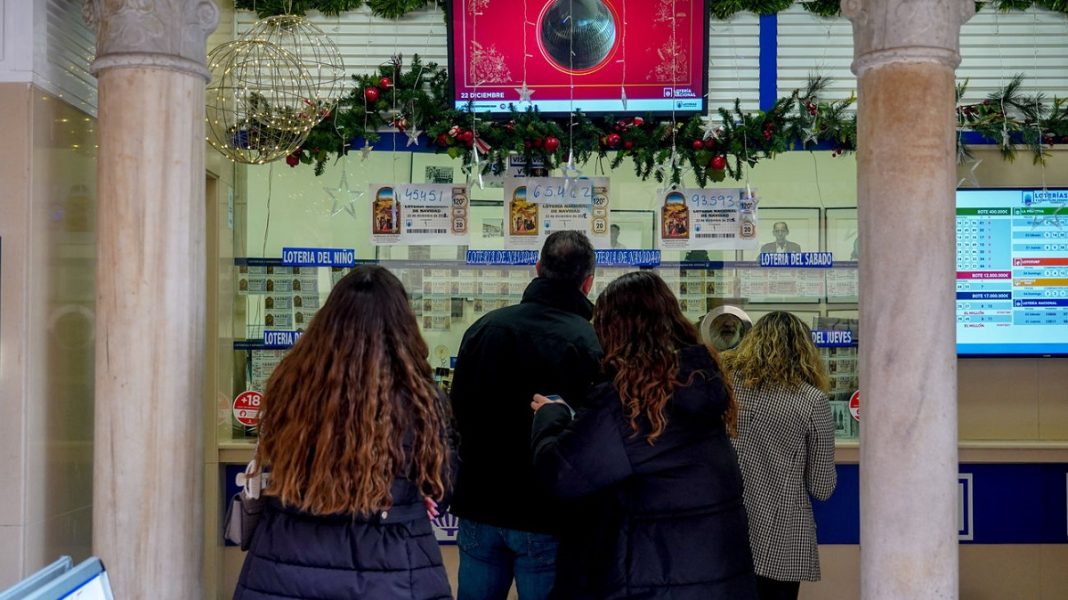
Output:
[956, 188, 1068, 357]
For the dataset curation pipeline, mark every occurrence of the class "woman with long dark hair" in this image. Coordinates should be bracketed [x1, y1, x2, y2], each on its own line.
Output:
[234, 265, 453, 599]
[722, 311, 836, 600]
[530, 271, 757, 599]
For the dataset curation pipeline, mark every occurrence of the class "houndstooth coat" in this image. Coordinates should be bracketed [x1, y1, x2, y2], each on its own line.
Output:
[729, 376, 837, 582]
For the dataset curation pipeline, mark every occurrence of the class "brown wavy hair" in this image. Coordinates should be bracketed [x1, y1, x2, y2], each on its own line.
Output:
[722, 310, 830, 393]
[253, 265, 449, 515]
[592, 271, 738, 443]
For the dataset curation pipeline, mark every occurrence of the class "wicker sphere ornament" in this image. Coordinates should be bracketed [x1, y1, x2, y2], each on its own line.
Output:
[206, 39, 319, 164]
[240, 15, 346, 116]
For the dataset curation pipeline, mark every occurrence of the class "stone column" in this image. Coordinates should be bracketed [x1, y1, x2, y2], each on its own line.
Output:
[841, 0, 973, 598]
[85, 1, 218, 597]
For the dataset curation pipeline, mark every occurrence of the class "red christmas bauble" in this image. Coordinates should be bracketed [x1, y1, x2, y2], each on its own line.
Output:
[692, 139, 704, 151]
[607, 133, 622, 148]
[633, 117, 644, 126]
[379, 77, 392, 90]
[710, 155, 727, 171]
[461, 130, 474, 143]
[544, 136, 560, 152]
[285, 153, 299, 167]
[533, 137, 544, 149]
[703, 138, 716, 150]
[364, 87, 380, 103]
[623, 140, 635, 150]
[436, 133, 448, 146]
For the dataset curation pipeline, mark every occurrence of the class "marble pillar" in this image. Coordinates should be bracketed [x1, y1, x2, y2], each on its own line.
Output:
[85, 1, 218, 597]
[841, 0, 974, 598]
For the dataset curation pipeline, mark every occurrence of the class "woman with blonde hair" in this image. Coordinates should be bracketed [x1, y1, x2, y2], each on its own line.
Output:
[722, 311, 837, 600]
[234, 265, 453, 599]
[530, 271, 757, 599]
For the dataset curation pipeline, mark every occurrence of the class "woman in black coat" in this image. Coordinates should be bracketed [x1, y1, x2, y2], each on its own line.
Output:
[530, 271, 758, 599]
[234, 265, 452, 600]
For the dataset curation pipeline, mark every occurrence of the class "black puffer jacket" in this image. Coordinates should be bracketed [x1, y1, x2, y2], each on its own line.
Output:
[233, 476, 451, 600]
[531, 345, 758, 599]
[450, 277, 602, 534]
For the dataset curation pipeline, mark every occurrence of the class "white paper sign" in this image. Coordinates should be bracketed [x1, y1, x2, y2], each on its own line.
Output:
[370, 183, 470, 246]
[657, 187, 759, 251]
[503, 177, 595, 249]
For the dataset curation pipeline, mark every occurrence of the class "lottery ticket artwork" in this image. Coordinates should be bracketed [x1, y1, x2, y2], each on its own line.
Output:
[370, 183, 471, 245]
[503, 177, 605, 249]
[657, 187, 758, 251]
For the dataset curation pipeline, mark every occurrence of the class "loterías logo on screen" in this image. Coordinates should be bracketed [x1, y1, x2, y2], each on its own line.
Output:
[1025, 190, 1068, 204]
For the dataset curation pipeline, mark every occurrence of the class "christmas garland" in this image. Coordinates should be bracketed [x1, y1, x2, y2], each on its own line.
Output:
[289, 55, 857, 185]
[234, 0, 1068, 20]
[283, 56, 1066, 186]
[296, 56, 854, 185]
[957, 75, 1068, 163]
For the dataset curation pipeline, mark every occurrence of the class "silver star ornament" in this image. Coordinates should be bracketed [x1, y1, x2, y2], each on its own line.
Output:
[700, 114, 720, 140]
[323, 168, 363, 219]
[406, 127, 423, 147]
[515, 82, 535, 103]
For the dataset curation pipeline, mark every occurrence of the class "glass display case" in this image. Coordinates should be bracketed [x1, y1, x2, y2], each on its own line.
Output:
[215, 153, 863, 452]
[222, 262, 861, 445]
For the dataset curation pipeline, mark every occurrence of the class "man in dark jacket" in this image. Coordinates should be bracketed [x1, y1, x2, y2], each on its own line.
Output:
[450, 230, 602, 600]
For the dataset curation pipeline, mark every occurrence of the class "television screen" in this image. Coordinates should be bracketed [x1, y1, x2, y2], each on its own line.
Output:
[447, 0, 708, 115]
[956, 188, 1068, 356]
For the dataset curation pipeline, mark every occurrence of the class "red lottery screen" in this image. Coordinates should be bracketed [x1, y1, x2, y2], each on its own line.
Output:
[449, 0, 708, 115]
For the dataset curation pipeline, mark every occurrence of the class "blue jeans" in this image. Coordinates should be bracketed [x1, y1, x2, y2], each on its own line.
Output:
[456, 518, 558, 600]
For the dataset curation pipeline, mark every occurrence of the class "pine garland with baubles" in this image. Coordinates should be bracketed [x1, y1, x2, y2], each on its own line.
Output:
[275, 56, 1066, 187]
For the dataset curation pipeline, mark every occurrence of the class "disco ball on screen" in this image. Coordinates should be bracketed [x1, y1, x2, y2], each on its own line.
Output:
[540, 0, 618, 71]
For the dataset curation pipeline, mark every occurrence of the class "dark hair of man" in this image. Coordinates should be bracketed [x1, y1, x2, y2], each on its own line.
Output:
[538, 230, 596, 288]
[593, 271, 738, 443]
[254, 264, 450, 515]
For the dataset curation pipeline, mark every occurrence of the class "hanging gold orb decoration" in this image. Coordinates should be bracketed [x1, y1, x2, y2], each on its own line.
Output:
[240, 15, 347, 117]
[206, 39, 319, 164]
